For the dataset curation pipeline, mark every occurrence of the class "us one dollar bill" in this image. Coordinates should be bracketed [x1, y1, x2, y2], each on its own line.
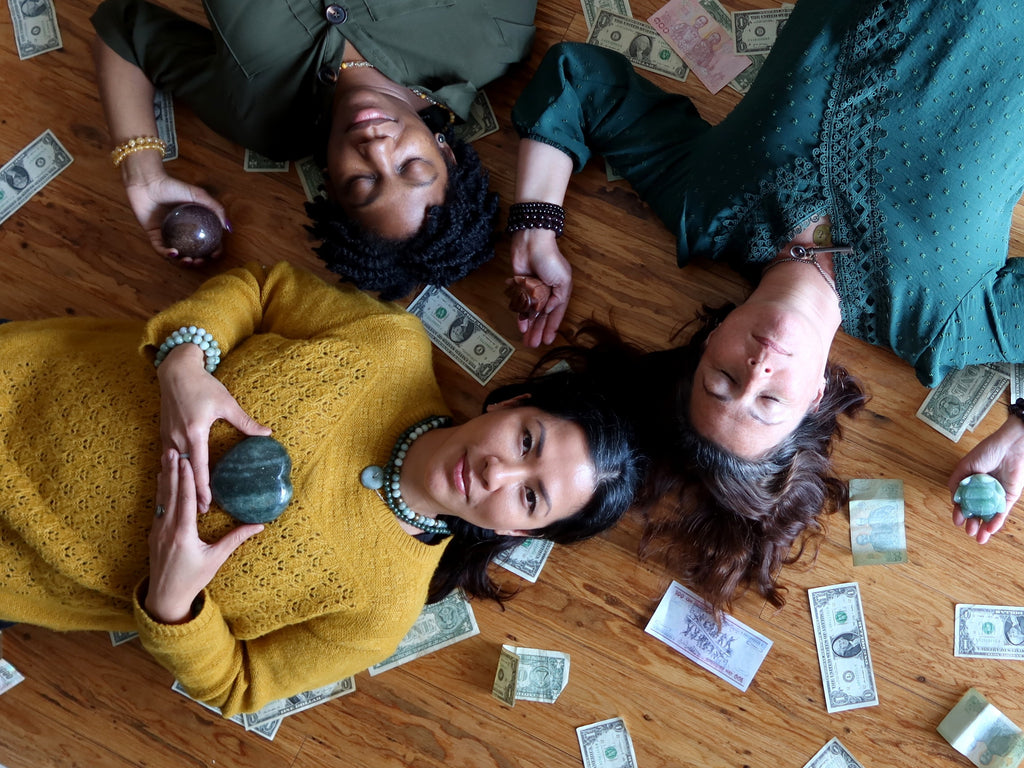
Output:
[407, 285, 514, 386]
[802, 738, 865, 768]
[0, 658, 25, 696]
[808, 582, 879, 713]
[171, 679, 281, 740]
[368, 589, 480, 675]
[8, 0, 62, 59]
[644, 580, 773, 692]
[581, 0, 632, 31]
[955, 604, 1024, 660]
[109, 630, 139, 646]
[242, 676, 355, 729]
[577, 717, 638, 768]
[153, 90, 178, 162]
[296, 156, 327, 202]
[0, 130, 73, 226]
[917, 365, 1008, 441]
[849, 478, 907, 566]
[453, 90, 499, 144]
[587, 10, 690, 84]
[648, 0, 750, 95]
[491, 645, 570, 706]
[494, 537, 555, 582]
[732, 7, 791, 55]
[244, 148, 289, 172]
[938, 688, 1024, 768]
[1012, 364, 1023, 405]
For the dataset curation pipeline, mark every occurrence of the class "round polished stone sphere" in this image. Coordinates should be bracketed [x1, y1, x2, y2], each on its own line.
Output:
[161, 203, 223, 261]
[211, 436, 293, 524]
[953, 473, 1006, 522]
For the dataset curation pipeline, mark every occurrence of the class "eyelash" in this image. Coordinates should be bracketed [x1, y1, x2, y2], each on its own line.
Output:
[522, 429, 536, 513]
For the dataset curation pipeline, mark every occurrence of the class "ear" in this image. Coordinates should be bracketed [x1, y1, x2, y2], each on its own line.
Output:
[809, 376, 827, 412]
[436, 133, 457, 165]
[494, 529, 532, 538]
[484, 393, 531, 413]
[703, 326, 718, 348]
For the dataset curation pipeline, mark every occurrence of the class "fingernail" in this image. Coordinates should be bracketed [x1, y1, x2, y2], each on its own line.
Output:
[224, 219, 233, 233]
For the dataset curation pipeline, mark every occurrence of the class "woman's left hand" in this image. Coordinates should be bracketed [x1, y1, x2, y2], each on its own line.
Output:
[145, 449, 264, 624]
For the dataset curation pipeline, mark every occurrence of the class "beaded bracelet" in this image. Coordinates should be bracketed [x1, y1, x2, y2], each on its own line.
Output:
[506, 201, 566, 237]
[111, 136, 167, 168]
[1010, 397, 1024, 423]
[154, 326, 222, 374]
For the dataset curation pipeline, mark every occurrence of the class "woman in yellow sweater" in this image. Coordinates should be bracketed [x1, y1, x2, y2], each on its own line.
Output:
[0, 262, 640, 716]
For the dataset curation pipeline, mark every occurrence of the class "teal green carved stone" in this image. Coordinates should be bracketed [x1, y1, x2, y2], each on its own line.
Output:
[953, 474, 1006, 522]
[211, 436, 293, 524]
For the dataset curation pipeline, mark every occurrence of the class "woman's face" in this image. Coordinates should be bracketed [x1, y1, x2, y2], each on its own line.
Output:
[689, 300, 830, 459]
[409, 404, 597, 536]
[327, 87, 454, 240]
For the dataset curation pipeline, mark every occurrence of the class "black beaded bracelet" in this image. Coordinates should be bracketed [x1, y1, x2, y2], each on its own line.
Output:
[506, 201, 566, 237]
[1010, 397, 1024, 423]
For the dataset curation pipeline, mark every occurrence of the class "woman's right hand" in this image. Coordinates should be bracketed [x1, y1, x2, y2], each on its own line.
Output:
[510, 228, 573, 348]
[158, 343, 272, 512]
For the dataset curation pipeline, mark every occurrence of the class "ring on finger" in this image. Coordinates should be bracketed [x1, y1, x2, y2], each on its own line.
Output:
[155, 504, 166, 518]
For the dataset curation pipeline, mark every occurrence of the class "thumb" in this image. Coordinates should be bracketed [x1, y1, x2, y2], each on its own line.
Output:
[224, 400, 273, 437]
[211, 523, 264, 566]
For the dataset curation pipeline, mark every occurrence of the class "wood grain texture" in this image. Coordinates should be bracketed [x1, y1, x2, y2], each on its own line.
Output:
[2, 1, 1023, 767]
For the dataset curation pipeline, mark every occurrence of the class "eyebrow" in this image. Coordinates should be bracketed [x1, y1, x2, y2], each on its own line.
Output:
[351, 166, 439, 209]
[534, 418, 552, 515]
[701, 380, 784, 427]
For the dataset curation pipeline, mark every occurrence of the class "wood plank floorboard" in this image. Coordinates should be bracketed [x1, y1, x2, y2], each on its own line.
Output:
[2, 0, 1024, 766]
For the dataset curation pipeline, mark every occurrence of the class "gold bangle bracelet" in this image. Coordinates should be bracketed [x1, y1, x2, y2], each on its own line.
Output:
[111, 136, 167, 168]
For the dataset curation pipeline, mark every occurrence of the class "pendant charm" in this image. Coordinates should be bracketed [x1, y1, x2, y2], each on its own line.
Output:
[360, 465, 385, 490]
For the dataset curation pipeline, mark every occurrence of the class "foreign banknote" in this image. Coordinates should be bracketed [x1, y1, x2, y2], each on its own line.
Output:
[368, 590, 479, 675]
[848, 478, 907, 566]
[244, 149, 289, 172]
[937, 688, 1024, 768]
[453, 90, 499, 144]
[171, 680, 281, 740]
[491, 645, 570, 706]
[732, 7, 791, 55]
[581, 0, 632, 31]
[587, 10, 690, 83]
[0, 130, 73, 226]
[494, 538, 555, 582]
[802, 738, 865, 768]
[241, 677, 355, 729]
[808, 582, 879, 713]
[0, 658, 24, 696]
[648, 0, 750, 94]
[644, 580, 773, 692]
[407, 286, 514, 386]
[577, 717, 638, 768]
[8, 0, 61, 59]
[296, 156, 327, 202]
[917, 365, 1008, 442]
[955, 604, 1024, 660]
[109, 631, 138, 646]
[153, 90, 178, 162]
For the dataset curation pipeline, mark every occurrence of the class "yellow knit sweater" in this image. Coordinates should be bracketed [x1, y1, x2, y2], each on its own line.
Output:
[0, 262, 451, 715]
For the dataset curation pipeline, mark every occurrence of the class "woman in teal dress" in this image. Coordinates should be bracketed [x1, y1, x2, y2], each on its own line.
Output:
[504, 0, 1024, 614]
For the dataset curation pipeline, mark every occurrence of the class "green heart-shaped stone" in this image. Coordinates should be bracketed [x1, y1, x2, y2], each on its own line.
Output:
[211, 436, 293, 524]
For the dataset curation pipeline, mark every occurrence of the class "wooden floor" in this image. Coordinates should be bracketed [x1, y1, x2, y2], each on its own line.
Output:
[2, 1, 1024, 766]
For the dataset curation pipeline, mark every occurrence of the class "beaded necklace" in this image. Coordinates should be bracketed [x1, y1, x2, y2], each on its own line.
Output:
[338, 61, 455, 125]
[360, 415, 453, 535]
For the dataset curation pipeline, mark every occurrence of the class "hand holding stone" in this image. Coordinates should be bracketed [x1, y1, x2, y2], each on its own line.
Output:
[504, 275, 553, 321]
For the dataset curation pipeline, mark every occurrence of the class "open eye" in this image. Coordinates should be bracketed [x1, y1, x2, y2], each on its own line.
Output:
[521, 429, 533, 455]
[524, 487, 537, 514]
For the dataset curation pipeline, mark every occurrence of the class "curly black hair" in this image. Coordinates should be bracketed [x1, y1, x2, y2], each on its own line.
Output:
[305, 116, 500, 301]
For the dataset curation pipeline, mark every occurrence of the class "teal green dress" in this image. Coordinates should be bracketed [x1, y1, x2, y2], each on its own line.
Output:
[93, 0, 536, 160]
[512, 0, 1024, 387]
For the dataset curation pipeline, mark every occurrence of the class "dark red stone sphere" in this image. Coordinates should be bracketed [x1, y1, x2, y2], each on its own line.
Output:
[161, 204, 223, 261]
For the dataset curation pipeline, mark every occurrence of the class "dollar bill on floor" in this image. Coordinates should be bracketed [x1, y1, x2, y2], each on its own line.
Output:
[491, 645, 570, 706]
[917, 365, 1008, 442]
[453, 90, 499, 144]
[1012, 364, 1023, 404]
[955, 605, 1024, 660]
[587, 10, 690, 84]
[965, 371, 1010, 432]
[171, 680, 282, 740]
[649, 0, 750, 95]
[808, 582, 878, 713]
[605, 160, 625, 182]
[8, 0, 61, 59]
[577, 717, 638, 768]
[849, 478, 907, 566]
[368, 589, 479, 675]
[802, 737, 865, 768]
[0, 130, 73, 227]
[645, 580, 772, 692]
[296, 156, 327, 202]
[244, 149, 289, 172]
[938, 688, 1024, 768]
[732, 7, 792, 56]
[109, 631, 139, 646]
[0, 659, 24, 696]
[153, 90, 178, 161]
[407, 286, 513, 386]
[242, 677, 355, 730]
[494, 538, 555, 582]
[581, 0, 632, 31]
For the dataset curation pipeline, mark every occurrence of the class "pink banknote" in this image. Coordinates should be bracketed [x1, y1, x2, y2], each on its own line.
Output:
[648, 0, 751, 94]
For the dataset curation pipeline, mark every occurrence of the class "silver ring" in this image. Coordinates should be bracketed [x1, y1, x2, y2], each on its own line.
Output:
[155, 504, 166, 518]
[179, 453, 190, 459]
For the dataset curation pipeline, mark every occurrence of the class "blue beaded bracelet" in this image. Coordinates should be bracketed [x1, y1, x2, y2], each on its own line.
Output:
[153, 325, 222, 374]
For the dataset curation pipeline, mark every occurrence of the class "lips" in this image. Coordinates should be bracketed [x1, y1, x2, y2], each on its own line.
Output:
[347, 109, 395, 131]
[454, 454, 469, 499]
[754, 335, 791, 356]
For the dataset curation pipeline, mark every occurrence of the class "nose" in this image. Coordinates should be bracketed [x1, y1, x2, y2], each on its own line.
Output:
[481, 456, 526, 489]
[747, 345, 772, 374]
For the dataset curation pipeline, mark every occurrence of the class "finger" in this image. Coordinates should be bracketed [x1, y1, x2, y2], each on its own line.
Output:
[964, 517, 980, 538]
[952, 506, 965, 527]
[224, 402, 273, 438]
[210, 523, 265, 568]
[147, 231, 178, 260]
[981, 512, 1010, 541]
[188, 439, 212, 514]
[541, 303, 569, 347]
[175, 456, 199, 527]
[164, 448, 181, 521]
[187, 187, 229, 229]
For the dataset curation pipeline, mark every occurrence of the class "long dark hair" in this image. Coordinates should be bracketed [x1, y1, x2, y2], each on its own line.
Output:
[533, 310, 867, 618]
[427, 366, 644, 604]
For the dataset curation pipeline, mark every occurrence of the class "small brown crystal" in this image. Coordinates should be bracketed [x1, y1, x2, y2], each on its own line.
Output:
[504, 276, 552, 321]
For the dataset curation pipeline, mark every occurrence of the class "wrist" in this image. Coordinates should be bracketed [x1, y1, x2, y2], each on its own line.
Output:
[119, 148, 168, 187]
